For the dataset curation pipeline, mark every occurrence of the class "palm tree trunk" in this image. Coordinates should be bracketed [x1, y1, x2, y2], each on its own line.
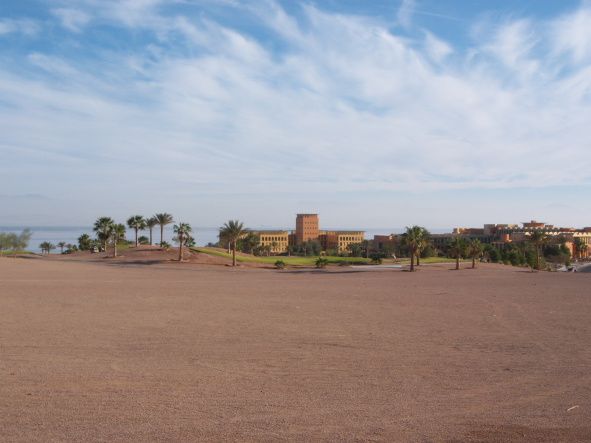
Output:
[135, 228, 138, 247]
[410, 248, 415, 272]
[472, 257, 476, 269]
[416, 253, 420, 266]
[536, 245, 540, 270]
[232, 241, 237, 266]
[160, 225, 164, 246]
[149, 228, 153, 245]
[113, 240, 117, 258]
[456, 256, 460, 270]
[178, 232, 183, 261]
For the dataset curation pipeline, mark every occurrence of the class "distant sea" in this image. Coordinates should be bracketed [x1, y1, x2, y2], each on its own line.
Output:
[0, 226, 450, 253]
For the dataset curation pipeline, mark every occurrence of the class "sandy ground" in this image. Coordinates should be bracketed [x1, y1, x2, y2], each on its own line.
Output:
[1, 254, 591, 442]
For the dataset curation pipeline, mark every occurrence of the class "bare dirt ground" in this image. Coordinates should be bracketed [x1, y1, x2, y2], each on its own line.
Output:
[1, 256, 591, 442]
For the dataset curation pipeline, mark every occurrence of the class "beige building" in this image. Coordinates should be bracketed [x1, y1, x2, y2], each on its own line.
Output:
[257, 230, 290, 254]
[251, 214, 365, 255]
[453, 221, 591, 258]
[320, 230, 365, 253]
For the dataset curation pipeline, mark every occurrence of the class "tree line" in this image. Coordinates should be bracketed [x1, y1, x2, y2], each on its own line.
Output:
[0, 229, 32, 255]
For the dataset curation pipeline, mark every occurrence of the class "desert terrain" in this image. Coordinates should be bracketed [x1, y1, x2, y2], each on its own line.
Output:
[1, 251, 591, 442]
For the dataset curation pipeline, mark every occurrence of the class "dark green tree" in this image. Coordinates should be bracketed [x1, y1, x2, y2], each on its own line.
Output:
[146, 217, 158, 245]
[110, 223, 126, 257]
[401, 226, 423, 271]
[93, 217, 115, 252]
[467, 239, 484, 269]
[154, 213, 174, 246]
[528, 230, 547, 270]
[448, 236, 466, 270]
[220, 220, 247, 266]
[127, 215, 146, 247]
[173, 222, 192, 261]
[78, 234, 92, 251]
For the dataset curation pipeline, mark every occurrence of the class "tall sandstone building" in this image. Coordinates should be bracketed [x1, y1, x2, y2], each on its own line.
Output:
[295, 214, 319, 244]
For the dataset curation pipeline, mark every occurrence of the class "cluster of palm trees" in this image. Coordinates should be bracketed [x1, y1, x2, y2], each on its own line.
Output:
[402, 226, 484, 272]
[39, 241, 73, 255]
[91, 213, 177, 258]
[447, 236, 484, 270]
[124, 213, 174, 247]
[88, 213, 198, 261]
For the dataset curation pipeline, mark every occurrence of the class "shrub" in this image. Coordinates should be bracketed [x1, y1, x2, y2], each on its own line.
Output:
[338, 260, 350, 267]
[275, 260, 286, 269]
[160, 241, 171, 250]
[315, 257, 329, 268]
[370, 253, 383, 264]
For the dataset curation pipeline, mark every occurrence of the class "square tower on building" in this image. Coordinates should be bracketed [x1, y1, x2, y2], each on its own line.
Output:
[295, 214, 319, 244]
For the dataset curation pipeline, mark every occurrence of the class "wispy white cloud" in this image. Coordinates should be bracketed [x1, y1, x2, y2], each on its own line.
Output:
[485, 19, 539, 77]
[52, 8, 91, 32]
[424, 31, 453, 63]
[552, 6, 591, 63]
[397, 0, 415, 29]
[0, 18, 40, 36]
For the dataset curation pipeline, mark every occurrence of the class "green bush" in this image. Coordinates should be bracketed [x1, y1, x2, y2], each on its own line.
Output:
[370, 254, 383, 264]
[275, 260, 286, 269]
[315, 257, 329, 268]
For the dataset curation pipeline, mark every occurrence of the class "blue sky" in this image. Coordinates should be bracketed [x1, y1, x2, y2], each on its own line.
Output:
[1, 0, 591, 230]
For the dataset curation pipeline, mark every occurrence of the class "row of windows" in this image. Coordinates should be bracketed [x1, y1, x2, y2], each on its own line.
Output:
[261, 237, 288, 242]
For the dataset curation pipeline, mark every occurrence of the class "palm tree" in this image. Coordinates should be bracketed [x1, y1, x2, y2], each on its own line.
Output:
[467, 239, 484, 269]
[110, 223, 126, 258]
[448, 236, 466, 270]
[402, 226, 422, 271]
[528, 230, 547, 270]
[154, 213, 174, 247]
[127, 215, 146, 247]
[415, 227, 430, 266]
[39, 241, 55, 255]
[57, 241, 66, 254]
[145, 217, 158, 245]
[173, 223, 192, 261]
[220, 220, 247, 266]
[573, 238, 587, 260]
[93, 217, 115, 252]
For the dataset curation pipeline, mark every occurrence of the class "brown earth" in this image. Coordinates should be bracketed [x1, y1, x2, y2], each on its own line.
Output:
[1, 256, 590, 442]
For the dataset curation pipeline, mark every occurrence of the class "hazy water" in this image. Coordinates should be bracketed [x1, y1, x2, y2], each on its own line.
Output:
[1, 226, 450, 253]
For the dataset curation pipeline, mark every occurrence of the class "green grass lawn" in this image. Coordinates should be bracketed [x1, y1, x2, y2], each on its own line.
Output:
[192, 247, 466, 267]
[395, 256, 466, 264]
[0, 250, 32, 256]
[192, 247, 371, 265]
